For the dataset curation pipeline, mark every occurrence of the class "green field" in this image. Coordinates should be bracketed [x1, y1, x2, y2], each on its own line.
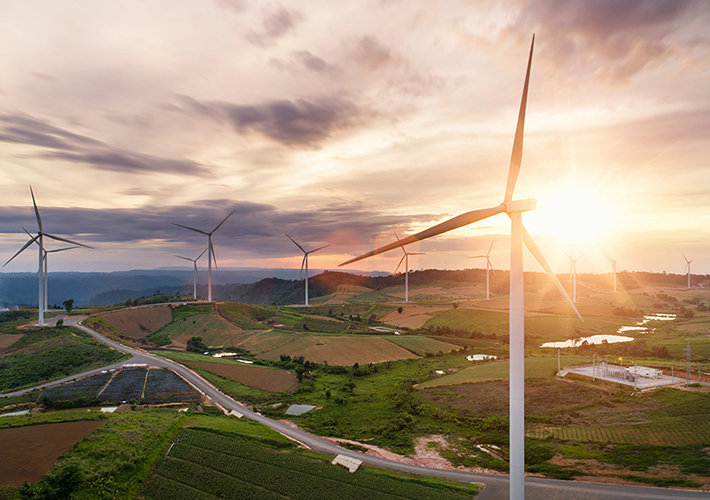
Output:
[387, 336, 462, 356]
[144, 428, 480, 500]
[417, 356, 591, 389]
[528, 421, 710, 445]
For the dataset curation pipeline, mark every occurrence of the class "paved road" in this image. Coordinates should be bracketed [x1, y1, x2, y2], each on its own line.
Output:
[4, 314, 708, 499]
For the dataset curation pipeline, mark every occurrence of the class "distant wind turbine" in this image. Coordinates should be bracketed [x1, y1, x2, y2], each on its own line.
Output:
[468, 237, 496, 300]
[175, 248, 208, 299]
[339, 36, 581, 500]
[683, 254, 694, 288]
[393, 231, 424, 303]
[605, 254, 618, 293]
[286, 234, 329, 306]
[564, 252, 584, 303]
[174, 211, 234, 302]
[3, 187, 92, 325]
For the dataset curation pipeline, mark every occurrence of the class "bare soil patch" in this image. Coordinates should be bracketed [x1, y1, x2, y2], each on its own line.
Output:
[186, 361, 299, 393]
[96, 305, 173, 339]
[381, 304, 449, 329]
[258, 336, 416, 365]
[0, 334, 21, 351]
[0, 420, 105, 486]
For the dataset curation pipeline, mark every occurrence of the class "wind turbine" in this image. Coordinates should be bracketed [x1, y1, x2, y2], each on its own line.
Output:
[3, 187, 92, 325]
[286, 234, 329, 306]
[683, 254, 694, 288]
[393, 231, 424, 303]
[468, 237, 496, 300]
[339, 36, 582, 500]
[564, 252, 583, 303]
[175, 248, 208, 299]
[605, 254, 618, 293]
[174, 211, 234, 303]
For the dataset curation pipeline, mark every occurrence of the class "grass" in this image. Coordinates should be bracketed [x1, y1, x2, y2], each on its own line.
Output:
[387, 336, 462, 356]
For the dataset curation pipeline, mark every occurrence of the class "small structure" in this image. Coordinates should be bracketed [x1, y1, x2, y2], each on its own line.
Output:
[627, 366, 662, 379]
[332, 454, 362, 473]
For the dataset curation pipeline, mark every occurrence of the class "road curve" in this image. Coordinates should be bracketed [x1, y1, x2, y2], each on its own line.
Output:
[5, 314, 708, 500]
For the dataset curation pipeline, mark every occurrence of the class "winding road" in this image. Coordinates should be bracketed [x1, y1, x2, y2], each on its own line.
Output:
[4, 313, 709, 499]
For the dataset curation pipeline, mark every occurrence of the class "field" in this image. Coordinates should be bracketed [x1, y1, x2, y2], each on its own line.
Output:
[386, 336, 461, 356]
[95, 305, 173, 339]
[257, 335, 418, 365]
[143, 428, 479, 500]
[528, 421, 710, 445]
[0, 420, 105, 486]
[156, 314, 247, 347]
[0, 333, 22, 351]
[417, 356, 591, 388]
[185, 361, 299, 393]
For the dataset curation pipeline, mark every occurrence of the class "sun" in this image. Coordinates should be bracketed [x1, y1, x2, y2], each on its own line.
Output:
[527, 182, 616, 247]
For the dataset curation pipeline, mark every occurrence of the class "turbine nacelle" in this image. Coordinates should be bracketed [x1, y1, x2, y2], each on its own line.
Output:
[503, 199, 536, 214]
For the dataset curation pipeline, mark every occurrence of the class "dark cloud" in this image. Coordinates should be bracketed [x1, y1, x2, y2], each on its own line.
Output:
[246, 6, 304, 47]
[0, 113, 209, 177]
[0, 199, 436, 259]
[183, 96, 373, 147]
[510, 0, 705, 83]
[351, 36, 396, 71]
[269, 50, 338, 74]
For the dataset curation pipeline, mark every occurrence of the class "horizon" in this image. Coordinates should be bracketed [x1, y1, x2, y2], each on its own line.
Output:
[1, 2, 709, 277]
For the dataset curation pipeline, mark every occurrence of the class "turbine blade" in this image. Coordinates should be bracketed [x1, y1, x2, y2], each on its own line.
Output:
[340, 205, 505, 267]
[211, 210, 235, 234]
[197, 248, 208, 260]
[409, 252, 425, 256]
[175, 255, 193, 262]
[487, 236, 496, 256]
[307, 244, 329, 254]
[43, 233, 92, 249]
[299, 254, 306, 279]
[286, 234, 306, 254]
[522, 225, 583, 322]
[467, 255, 486, 259]
[47, 246, 79, 253]
[393, 231, 400, 241]
[682, 253, 688, 263]
[173, 223, 209, 235]
[504, 35, 535, 203]
[3, 235, 40, 267]
[30, 186, 43, 233]
[394, 254, 406, 275]
[210, 240, 218, 269]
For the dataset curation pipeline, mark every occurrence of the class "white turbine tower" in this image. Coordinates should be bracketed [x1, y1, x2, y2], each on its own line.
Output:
[605, 254, 618, 293]
[339, 36, 582, 500]
[564, 252, 583, 303]
[683, 254, 694, 288]
[468, 237, 496, 300]
[393, 231, 424, 303]
[174, 211, 234, 303]
[3, 187, 92, 325]
[175, 248, 208, 299]
[286, 234, 329, 306]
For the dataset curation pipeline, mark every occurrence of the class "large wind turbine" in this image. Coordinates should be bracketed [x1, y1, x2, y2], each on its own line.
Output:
[286, 234, 329, 306]
[174, 211, 234, 303]
[468, 237, 496, 300]
[175, 248, 208, 299]
[339, 36, 582, 500]
[683, 254, 694, 288]
[564, 252, 583, 303]
[3, 187, 92, 325]
[605, 254, 618, 293]
[393, 231, 424, 303]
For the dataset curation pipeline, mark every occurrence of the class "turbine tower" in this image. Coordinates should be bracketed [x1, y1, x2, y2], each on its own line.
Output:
[564, 252, 584, 303]
[286, 234, 329, 306]
[175, 248, 208, 299]
[605, 254, 618, 293]
[468, 237, 496, 300]
[339, 36, 582, 500]
[393, 231, 424, 303]
[174, 211, 234, 303]
[683, 254, 694, 288]
[3, 187, 92, 325]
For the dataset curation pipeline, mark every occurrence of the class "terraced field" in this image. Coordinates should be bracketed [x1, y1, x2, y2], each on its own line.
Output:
[528, 421, 710, 445]
[96, 305, 173, 339]
[159, 314, 247, 347]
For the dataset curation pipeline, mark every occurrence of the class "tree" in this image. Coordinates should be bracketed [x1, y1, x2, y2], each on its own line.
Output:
[124, 299, 132, 307]
[62, 299, 74, 313]
[397, 307, 403, 314]
[186, 336, 208, 353]
[56, 319, 64, 330]
[452, 302, 459, 310]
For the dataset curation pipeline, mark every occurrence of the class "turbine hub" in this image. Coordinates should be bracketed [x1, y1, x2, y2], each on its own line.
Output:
[504, 198, 536, 214]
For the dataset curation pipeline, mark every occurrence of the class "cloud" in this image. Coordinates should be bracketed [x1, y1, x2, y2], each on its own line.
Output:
[0, 113, 209, 177]
[246, 6, 304, 47]
[351, 36, 396, 71]
[183, 95, 374, 147]
[508, 0, 707, 83]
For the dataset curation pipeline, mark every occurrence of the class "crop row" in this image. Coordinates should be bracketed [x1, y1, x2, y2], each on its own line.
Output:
[42, 372, 112, 400]
[98, 368, 147, 401]
[143, 369, 199, 404]
[532, 421, 710, 446]
[143, 474, 221, 500]
[166, 430, 471, 500]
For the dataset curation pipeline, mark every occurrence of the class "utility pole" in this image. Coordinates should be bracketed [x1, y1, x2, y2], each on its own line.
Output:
[684, 343, 691, 383]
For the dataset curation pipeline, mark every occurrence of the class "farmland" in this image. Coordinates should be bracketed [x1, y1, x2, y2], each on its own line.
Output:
[93, 305, 173, 340]
[185, 361, 299, 393]
[0, 420, 106, 486]
[144, 428, 480, 500]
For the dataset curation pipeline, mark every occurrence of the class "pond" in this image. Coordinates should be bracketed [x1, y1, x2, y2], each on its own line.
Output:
[616, 313, 676, 334]
[285, 404, 316, 416]
[466, 354, 497, 361]
[541, 334, 634, 349]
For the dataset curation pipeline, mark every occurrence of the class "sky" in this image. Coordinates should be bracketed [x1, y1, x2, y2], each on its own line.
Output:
[1, 0, 709, 277]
